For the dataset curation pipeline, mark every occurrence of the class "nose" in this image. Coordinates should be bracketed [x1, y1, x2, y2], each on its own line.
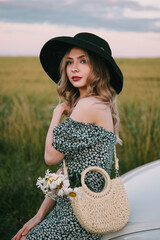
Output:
[71, 62, 79, 72]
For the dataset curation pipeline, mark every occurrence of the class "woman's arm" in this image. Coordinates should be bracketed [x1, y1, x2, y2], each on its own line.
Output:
[12, 168, 63, 240]
[44, 102, 70, 165]
[11, 197, 55, 240]
[12, 102, 69, 240]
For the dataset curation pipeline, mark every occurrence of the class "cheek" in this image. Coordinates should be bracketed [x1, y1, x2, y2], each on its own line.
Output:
[66, 66, 70, 77]
[86, 67, 91, 77]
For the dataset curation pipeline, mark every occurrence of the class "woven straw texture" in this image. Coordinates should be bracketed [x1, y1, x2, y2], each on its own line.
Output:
[70, 166, 130, 234]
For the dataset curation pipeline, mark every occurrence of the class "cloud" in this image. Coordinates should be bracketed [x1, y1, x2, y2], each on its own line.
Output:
[1, 21, 160, 57]
[0, 0, 160, 32]
[134, 0, 160, 8]
[1, 1, 160, 56]
[123, 8, 160, 19]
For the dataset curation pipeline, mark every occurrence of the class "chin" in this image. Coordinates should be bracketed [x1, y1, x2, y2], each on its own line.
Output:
[72, 81, 86, 87]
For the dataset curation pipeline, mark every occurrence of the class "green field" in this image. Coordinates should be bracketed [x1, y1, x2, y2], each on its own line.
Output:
[0, 57, 160, 239]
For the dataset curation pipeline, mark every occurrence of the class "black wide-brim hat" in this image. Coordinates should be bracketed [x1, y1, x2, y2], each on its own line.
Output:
[40, 32, 123, 94]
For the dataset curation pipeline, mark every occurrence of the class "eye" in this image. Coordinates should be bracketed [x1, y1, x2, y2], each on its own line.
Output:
[81, 59, 87, 63]
[66, 61, 73, 65]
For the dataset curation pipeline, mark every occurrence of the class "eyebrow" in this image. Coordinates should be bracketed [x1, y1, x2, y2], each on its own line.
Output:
[67, 55, 86, 60]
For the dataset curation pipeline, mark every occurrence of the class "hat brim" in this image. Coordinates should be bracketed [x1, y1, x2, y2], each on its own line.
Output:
[40, 36, 123, 94]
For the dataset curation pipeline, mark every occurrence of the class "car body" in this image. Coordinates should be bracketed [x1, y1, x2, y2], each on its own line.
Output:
[102, 160, 160, 240]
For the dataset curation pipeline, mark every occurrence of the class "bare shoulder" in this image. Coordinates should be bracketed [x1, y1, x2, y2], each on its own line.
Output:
[70, 97, 111, 126]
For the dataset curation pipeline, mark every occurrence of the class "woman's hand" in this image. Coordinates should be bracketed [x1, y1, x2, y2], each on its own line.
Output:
[11, 214, 41, 240]
[56, 167, 63, 174]
[54, 102, 70, 116]
[44, 102, 70, 165]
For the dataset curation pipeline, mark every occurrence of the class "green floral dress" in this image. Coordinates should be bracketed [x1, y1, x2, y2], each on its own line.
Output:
[26, 117, 116, 240]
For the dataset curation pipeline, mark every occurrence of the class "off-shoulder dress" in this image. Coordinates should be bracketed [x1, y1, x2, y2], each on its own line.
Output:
[26, 117, 116, 240]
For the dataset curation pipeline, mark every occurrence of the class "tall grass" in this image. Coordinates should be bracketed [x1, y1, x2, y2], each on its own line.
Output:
[0, 57, 160, 239]
[117, 58, 160, 172]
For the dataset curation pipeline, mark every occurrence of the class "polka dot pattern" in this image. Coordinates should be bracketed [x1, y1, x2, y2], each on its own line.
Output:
[26, 117, 116, 239]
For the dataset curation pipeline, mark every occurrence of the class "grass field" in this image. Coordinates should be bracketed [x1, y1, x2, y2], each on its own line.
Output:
[0, 57, 160, 239]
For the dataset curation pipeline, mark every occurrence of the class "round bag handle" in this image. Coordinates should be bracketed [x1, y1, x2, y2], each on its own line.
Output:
[81, 166, 111, 198]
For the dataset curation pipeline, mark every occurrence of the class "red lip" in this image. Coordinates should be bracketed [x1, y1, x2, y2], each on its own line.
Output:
[72, 76, 82, 81]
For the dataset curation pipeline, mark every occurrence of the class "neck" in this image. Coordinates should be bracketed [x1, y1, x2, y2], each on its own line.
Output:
[79, 87, 87, 97]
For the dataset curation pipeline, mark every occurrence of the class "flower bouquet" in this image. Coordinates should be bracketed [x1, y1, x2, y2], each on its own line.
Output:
[36, 169, 82, 200]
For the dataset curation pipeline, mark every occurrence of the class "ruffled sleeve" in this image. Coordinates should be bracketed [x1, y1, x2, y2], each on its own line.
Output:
[52, 117, 115, 155]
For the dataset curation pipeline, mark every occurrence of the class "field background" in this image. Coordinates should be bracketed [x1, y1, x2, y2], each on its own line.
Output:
[0, 57, 160, 239]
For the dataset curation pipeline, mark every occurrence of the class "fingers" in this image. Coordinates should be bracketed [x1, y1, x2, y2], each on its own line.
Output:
[20, 236, 27, 240]
[11, 229, 22, 240]
[21, 227, 30, 236]
[11, 230, 24, 240]
[11, 230, 22, 240]
[11, 224, 30, 240]
[57, 168, 63, 174]
[11, 234, 15, 240]
[12, 215, 40, 240]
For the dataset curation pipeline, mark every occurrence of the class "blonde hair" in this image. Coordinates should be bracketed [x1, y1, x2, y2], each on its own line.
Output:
[57, 47, 121, 144]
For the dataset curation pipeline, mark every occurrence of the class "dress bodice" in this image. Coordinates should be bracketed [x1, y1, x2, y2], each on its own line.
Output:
[52, 117, 116, 187]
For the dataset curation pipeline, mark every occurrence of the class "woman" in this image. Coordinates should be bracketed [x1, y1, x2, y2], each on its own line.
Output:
[12, 32, 123, 240]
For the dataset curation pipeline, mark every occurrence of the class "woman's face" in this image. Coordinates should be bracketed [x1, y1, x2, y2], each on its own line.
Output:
[66, 47, 91, 95]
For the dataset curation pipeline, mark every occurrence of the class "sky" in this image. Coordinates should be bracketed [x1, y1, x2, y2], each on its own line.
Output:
[0, 0, 160, 57]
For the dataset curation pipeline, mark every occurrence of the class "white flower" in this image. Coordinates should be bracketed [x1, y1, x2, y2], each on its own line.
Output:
[45, 169, 50, 176]
[67, 187, 82, 200]
[36, 170, 81, 200]
[36, 177, 50, 194]
[57, 178, 70, 197]
[53, 174, 63, 186]
[57, 188, 65, 197]
[62, 178, 70, 189]
[36, 177, 43, 188]
[49, 180, 57, 190]
[61, 186, 71, 195]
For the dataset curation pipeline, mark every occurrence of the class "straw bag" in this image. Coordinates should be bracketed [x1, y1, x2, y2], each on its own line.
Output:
[63, 147, 130, 234]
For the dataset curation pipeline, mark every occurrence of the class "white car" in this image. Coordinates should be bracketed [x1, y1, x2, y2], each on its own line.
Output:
[102, 160, 160, 240]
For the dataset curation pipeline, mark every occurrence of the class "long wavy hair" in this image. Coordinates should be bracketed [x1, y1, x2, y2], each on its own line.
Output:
[57, 47, 121, 143]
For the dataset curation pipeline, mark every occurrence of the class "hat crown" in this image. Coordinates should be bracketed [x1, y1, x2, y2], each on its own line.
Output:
[74, 32, 112, 56]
